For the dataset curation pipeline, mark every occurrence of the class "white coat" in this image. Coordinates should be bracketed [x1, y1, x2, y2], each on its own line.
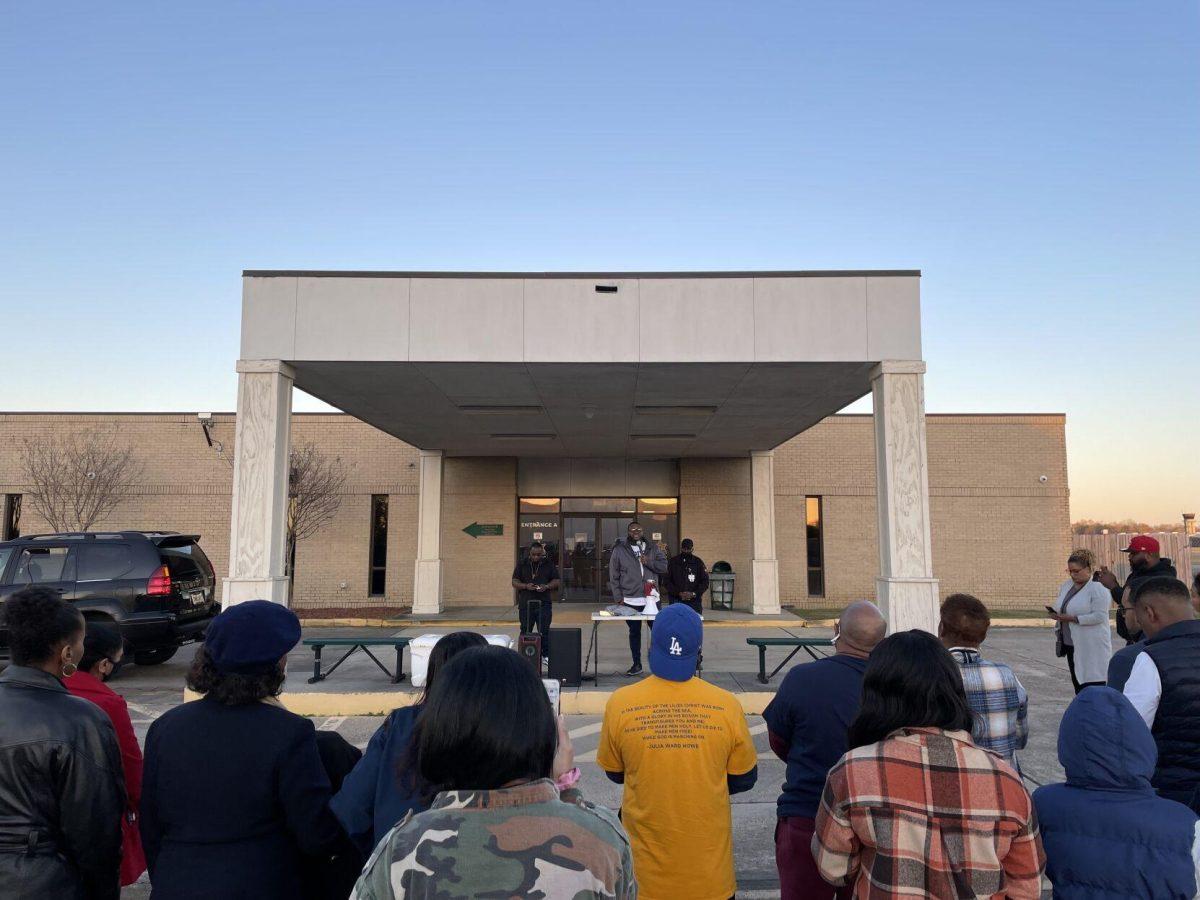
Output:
[1054, 579, 1113, 685]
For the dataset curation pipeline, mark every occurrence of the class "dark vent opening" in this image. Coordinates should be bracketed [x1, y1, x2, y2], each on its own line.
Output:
[594, 285, 618, 293]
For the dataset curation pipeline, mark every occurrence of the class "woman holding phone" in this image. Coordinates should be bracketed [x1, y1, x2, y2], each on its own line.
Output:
[1048, 548, 1112, 693]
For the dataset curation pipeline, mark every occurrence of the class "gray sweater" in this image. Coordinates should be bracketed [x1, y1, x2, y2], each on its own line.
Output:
[608, 538, 667, 603]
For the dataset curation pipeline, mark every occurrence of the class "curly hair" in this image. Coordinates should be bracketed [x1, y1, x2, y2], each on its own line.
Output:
[3, 586, 84, 667]
[1067, 548, 1096, 570]
[186, 644, 285, 705]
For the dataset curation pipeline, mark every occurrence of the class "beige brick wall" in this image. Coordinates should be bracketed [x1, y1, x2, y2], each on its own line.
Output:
[0, 411, 1070, 613]
[440, 458, 516, 606]
[771, 414, 1070, 611]
[679, 458, 754, 610]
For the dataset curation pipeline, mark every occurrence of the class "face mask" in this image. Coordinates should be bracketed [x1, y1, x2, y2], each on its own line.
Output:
[102, 657, 126, 682]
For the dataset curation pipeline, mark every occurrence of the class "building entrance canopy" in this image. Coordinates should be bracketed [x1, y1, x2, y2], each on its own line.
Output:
[229, 271, 941, 631]
[240, 271, 922, 457]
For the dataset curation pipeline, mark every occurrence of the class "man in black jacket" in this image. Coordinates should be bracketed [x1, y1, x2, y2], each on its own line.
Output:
[1097, 535, 1176, 644]
[512, 542, 561, 659]
[665, 539, 709, 615]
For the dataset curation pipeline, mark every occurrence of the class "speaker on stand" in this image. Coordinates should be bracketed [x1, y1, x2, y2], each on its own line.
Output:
[518, 632, 542, 672]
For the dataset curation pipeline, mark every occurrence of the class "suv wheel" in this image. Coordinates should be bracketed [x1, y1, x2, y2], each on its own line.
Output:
[133, 647, 179, 666]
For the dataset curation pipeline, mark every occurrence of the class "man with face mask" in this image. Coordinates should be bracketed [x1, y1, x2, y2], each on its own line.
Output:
[65, 622, 147, 887]
[1097, 536, 1177, 644]
[609, 520, 668, 677]
[763, 601, 887, 899]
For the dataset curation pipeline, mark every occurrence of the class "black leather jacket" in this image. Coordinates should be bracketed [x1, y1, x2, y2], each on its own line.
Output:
[0, 665, 126, 900]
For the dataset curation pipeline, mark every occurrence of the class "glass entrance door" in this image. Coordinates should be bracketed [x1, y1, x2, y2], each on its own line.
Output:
[561, 517, 599, 602]
[561, 515, 636, 603]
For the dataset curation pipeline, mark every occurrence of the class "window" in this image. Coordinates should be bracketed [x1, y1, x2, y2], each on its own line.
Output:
[806, 496, 824, 597]
[369, 495, 388, 597]
[13, 546, 73, 585]
[77, 544, 134, 581]
[519, 498, 561, 514]
[2, 495, 19, 540]
[638, 498, 678, 515]
[563, 498, 637, 514]
[161, 543, 213, 586]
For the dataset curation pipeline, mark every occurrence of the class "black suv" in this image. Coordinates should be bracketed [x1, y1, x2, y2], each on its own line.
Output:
[0, 531, 219, 666]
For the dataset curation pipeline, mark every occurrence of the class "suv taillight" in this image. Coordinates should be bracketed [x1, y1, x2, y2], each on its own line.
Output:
[147, 565, 172, 596]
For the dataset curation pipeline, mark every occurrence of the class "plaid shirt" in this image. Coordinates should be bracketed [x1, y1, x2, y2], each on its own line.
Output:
[814, 727, 1044, 899]
[948, 647, 1028, 767]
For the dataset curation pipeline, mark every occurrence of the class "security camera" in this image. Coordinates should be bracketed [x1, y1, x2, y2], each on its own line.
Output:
[1038, 475, 1048, 483]
[197, 413, 214, 426]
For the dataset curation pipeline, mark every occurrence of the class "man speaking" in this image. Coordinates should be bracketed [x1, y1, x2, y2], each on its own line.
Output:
[608, 520, 667, 677]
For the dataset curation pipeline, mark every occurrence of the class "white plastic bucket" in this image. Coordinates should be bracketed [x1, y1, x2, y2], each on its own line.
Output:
[409, 633, 514, 687]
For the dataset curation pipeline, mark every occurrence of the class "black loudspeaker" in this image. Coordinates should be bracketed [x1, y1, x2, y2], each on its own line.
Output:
[547, 628, 581, 687]
[518, 633, 542, 671]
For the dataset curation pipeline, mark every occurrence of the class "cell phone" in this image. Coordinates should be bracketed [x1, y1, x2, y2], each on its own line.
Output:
[542, 678, 561, 714]
[1044, 605, 1057, 615]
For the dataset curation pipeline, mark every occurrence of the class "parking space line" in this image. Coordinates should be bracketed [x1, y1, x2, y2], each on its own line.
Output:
[568, 722, 603, 740]
[319, 716, 347, 731]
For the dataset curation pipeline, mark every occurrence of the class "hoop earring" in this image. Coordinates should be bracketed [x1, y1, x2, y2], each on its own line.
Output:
[61, 662, 77, 678]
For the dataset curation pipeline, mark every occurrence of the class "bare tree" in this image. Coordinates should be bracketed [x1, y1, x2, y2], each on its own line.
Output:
[20, 428, 143, 532]
[286, 443, 349, 597]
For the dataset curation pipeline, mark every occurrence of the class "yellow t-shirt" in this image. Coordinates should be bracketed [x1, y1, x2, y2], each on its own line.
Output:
[596, 675, 757, 900]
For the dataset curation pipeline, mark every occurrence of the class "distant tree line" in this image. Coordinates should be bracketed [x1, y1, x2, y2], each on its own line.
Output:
[1072, 519, 1186, 534]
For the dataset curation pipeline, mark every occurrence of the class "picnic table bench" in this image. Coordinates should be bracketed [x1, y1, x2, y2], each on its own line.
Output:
[745, 636, 834, 684]
[303, 637, 410, 684]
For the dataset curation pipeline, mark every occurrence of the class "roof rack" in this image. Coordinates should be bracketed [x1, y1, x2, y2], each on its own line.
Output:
[14, 530, 184, 542]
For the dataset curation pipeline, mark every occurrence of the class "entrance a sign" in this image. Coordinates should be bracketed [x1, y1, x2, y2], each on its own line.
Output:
[463, 522, 504, 538]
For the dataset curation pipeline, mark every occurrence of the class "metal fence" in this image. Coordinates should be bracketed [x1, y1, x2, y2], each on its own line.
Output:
[1070, 532, 1195, 584]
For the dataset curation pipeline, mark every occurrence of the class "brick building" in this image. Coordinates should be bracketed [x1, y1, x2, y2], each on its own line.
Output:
[0, 409, 1070, 613]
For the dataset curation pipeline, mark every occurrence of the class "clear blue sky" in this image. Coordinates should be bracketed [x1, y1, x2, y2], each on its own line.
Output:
[2, 2, 1197, 523]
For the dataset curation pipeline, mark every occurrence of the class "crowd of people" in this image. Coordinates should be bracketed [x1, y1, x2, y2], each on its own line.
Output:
[0, 533, 1198, 899]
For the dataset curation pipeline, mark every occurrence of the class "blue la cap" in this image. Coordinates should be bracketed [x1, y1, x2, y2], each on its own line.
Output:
[649, 603, 702, 681]
[204, 600, 301, 675]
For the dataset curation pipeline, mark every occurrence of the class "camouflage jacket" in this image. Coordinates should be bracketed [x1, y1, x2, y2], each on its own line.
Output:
[353, 779, 636, 899]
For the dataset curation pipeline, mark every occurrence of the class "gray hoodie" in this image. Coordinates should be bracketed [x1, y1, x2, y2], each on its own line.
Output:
[608, 538, 668, 603]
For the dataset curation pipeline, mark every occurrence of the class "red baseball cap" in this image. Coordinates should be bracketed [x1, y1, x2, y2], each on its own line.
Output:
[1121, 535, 1160, 554]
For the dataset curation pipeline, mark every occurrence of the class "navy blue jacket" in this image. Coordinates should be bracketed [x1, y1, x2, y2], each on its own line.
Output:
[762, 654, 868, 819]
[1143, 618, 1200, 811]
[140, 697, 344, 900]
[331, 704, 426, 855]
[1033, 687, 1199, 899]
[1105, 640, 1144, 691]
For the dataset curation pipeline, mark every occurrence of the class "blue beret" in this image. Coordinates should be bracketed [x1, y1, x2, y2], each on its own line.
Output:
[204, 600, 301, 675]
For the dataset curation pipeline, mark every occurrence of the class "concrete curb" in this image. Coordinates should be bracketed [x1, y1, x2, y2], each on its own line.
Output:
[183, 688, 777, 717]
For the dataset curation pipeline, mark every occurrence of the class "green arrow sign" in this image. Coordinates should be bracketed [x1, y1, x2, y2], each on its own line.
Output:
[463, 522, 504, 538]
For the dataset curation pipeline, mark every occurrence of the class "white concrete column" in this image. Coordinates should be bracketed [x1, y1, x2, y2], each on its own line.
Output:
[223, 360, 294, 607]
[750, 450, 782, 615]
[412, 449, 444, 614]
[871, 360, 940, 633]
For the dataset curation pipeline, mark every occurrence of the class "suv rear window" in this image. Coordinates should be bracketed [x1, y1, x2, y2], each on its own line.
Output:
[76, 544, 135, 581]
[160, 543, 214, 584]
[12, 546, 73, 584]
